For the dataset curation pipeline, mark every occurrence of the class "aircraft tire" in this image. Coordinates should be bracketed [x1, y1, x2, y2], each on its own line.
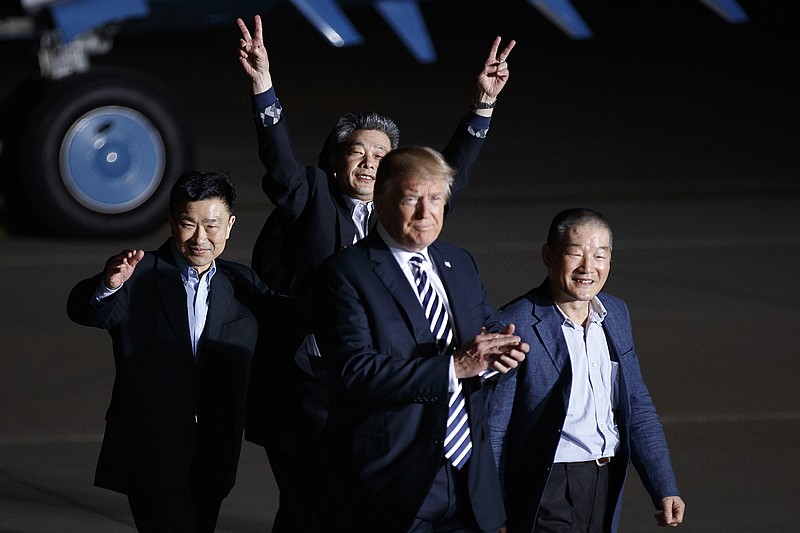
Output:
[16, 67, 195, 237]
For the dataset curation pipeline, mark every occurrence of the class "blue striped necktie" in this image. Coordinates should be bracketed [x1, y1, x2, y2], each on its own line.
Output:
[409, 254, 472, 469]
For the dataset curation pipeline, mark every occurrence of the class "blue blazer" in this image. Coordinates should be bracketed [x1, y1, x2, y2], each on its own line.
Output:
[315, 233, 506, 532]
[488, 282, 679, 533]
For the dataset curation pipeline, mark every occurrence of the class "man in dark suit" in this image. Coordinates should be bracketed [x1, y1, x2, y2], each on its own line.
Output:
[67, 171, 277, 532]
[315, 146, 528, 532]
[236, 15, 517, 532]
[488, 208, 685, 533]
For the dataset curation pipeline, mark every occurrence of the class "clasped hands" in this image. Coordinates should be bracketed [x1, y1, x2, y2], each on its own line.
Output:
[454, 324, 528, 379]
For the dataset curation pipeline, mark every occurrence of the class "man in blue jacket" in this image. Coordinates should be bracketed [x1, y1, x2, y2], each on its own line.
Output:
[489, 208, 685, 532]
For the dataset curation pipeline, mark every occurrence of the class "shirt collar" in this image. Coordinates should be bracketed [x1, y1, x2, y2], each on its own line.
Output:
[342, 195, 372, 216]
[170, 241, 217, 284]
[555, 296, 607, 328]
[376, 222, 431, 265]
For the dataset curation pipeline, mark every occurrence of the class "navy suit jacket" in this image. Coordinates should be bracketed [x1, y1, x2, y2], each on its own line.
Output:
[250, 115, 486, 300]
[488, 282, 679, 533]
[315, 233, 506, 532]
[246, 112, 488, 446]
[67, 240, 276, 501]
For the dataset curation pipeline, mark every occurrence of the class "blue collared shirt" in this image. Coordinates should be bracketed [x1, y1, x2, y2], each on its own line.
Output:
[92, 245, 217, 358]
[553, 297, 620, 463]
[172, 248, 216, 358]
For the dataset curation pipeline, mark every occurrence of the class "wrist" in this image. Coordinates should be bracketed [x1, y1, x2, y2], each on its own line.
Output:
[252, 74, 273, 96]
[471, 95, 497, 109]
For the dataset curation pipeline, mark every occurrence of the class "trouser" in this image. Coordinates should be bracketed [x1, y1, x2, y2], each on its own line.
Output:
[127, 490, 222, 533]
[535, 460, 610, 533]
[409, 460, 485, 533]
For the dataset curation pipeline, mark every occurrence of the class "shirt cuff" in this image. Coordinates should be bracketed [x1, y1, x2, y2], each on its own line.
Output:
[253, 87, 277, 109]
[448, 356, 459, 392]
[464, 111, 491, 139]
[253, 88, 283, 127]
[92, 280, 121, 305]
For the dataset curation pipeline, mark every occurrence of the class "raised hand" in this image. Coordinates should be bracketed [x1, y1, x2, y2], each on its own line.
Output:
[237, 15, 272, 94]
[103, 249, 144, 290]
[476, 36, 516, 102]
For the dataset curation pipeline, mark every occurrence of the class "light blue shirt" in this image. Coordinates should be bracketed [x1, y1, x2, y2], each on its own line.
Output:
[93, 246, 216, 358]
[553, 296, 620, 463]
[172, 248, 216, 358]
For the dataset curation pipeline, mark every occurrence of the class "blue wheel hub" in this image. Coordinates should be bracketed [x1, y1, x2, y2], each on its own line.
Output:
[60, 106, 166, 214]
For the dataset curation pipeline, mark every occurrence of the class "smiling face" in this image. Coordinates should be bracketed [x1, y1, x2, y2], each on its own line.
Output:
[170, 198, 235, 275]
[543, 223, 611, 321]
[332, 129, 391, 201]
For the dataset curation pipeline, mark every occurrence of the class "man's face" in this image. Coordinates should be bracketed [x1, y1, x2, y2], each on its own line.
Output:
[170, 198, 235, 275]
[543, 223, 612, 306]
[333, 129, 391, 201]
[376, 174, 447, 252]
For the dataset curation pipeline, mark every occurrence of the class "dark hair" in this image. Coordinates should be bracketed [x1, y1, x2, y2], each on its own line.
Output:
[546, 208, 613, 249]
[169, 171, 236, 216]
[373, 146, 455, 200]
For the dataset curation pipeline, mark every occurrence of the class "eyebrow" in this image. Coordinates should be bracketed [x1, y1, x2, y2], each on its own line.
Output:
[564, 243, 611, 251]
[178, 215, 224, 223]
[349, 141, 387, 152]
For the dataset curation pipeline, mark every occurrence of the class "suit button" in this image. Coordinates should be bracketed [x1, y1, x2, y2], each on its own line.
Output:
[434, 439, 442, 445]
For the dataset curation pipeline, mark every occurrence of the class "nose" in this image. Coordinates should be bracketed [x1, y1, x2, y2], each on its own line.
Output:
[415, 197, 431, 218]
[191, 225, 207, 242]
[579, 254, 596, 271]
[361, 152, 378, 169]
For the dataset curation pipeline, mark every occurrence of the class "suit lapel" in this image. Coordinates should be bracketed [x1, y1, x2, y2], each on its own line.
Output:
[532, 286, 571, 375]
[599, 299, 626, 363]
[153, 242, 194, 366]
[332, 187, 357, 247]
[203, 266, 234, 357]
[367, 235, 437, 350]
[428, 244, 470, 347]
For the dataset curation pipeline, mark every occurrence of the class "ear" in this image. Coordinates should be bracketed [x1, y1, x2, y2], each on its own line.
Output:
[541, 243, 553, 267]
[225, 215, 236, 238]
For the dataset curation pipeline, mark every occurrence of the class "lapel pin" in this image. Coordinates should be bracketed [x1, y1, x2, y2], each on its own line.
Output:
[444, 261, 452, 268]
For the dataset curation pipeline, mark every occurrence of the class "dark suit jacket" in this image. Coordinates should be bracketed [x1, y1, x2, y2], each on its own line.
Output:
[67, 240, 275, 501]
[488, 282, 680, 533]
[314, 233, 506, 533]
[246, 113, 488, 446]
[251, 115, 486, 299]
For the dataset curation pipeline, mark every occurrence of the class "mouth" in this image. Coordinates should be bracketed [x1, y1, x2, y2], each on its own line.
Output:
[354, 173, 375, 181]
[574, 278, 594, 286]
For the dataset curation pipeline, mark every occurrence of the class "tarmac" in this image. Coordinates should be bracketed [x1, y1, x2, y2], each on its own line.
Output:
[1, 1, 798, 531]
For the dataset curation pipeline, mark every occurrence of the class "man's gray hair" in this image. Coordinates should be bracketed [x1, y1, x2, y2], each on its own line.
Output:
[546, 208, 614, 250]
[333, 111, 400, 151]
